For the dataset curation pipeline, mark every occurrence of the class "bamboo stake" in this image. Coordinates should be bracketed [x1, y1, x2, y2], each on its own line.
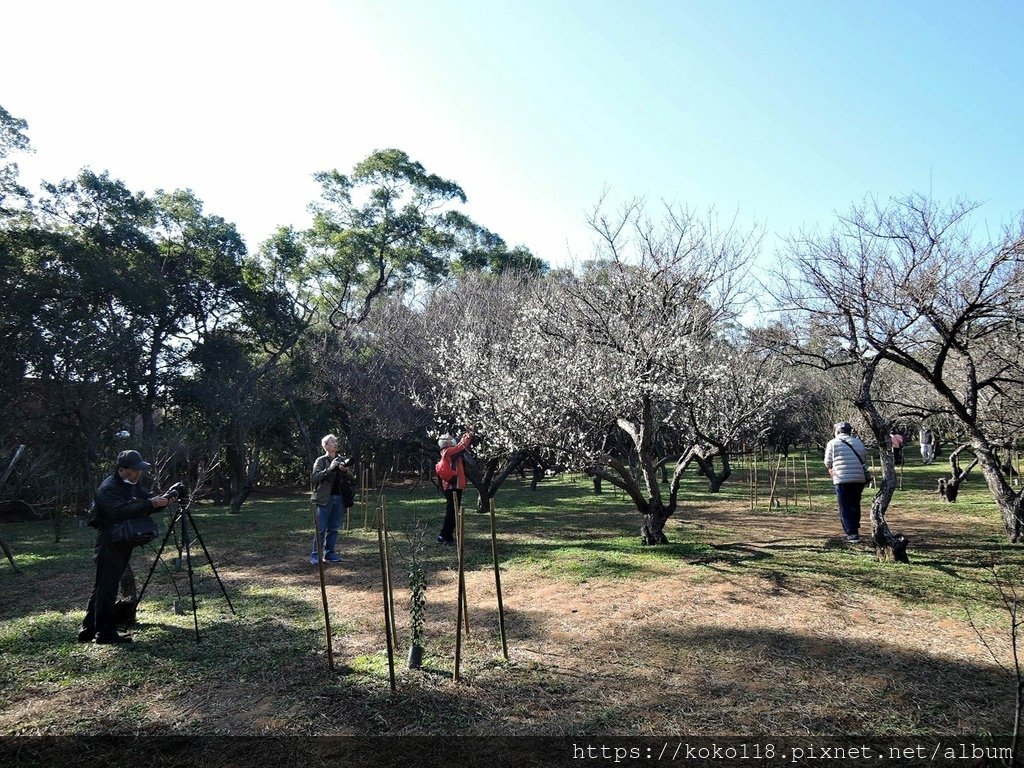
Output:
[454, 499, 466, 682]
[767, 453, 783, 508]
[381, 495, 398, 650]
[376, 502, 396, 692]
[489, 498, 509, 661]
[458, 499, 469, 636]
[752, 450, 759, 510]
[748, 450, 754, 512]
[312, 499, 335, 670]
[803, 452, 813, 512]
[0, 531, 18, 572]
[793, 456, 800, 508]
[0, 445, 24, 572]
[362, 468, 370, 530]
[783, 456, 791, 512]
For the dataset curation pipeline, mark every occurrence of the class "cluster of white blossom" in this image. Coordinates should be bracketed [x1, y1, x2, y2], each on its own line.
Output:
[406, 202, 793, 540]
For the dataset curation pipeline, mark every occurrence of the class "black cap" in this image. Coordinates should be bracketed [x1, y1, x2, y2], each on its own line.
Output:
[116, 450, 151, 471]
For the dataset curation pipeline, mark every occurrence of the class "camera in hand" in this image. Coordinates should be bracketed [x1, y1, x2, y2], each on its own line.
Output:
[165, 481, 188, 504]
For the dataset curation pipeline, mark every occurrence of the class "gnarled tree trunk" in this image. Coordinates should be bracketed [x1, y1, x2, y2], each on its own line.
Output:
[854, 361, 910, 563]
[938, 443, 978, 502]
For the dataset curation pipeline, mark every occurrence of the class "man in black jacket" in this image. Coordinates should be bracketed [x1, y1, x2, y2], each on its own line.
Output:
[78, 450, 171, 644]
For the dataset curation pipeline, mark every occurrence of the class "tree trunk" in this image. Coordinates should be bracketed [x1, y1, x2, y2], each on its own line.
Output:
[641, 503, 670, 545]
[530, 464, 543, 491]
[469, 451, 526, 514]
[228, 446, 261, 515]
[938, 444, 978, 503]
[592, 476, 602, 494]
[679, 448, 732, 492]
[971, 436, 1024, 542]
[853, 360, 910, 563]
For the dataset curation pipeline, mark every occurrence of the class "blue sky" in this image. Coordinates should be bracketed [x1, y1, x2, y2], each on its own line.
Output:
[3, 0, 1022, 266]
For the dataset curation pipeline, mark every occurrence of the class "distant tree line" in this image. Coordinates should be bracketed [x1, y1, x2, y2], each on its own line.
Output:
[4, 103, 1024, 547]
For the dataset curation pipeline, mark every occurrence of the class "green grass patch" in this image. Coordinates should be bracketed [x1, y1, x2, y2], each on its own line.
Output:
[1, 458, 1022, 738]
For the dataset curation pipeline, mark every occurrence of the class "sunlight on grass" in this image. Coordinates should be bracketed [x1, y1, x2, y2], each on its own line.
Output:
[1, 458, 1022, 737]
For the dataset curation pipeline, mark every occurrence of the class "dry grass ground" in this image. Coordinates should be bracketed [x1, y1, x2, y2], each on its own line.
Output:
[0, 459, 1020, 749]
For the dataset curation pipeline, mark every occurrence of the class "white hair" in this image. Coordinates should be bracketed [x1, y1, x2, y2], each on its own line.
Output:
[437, 434, 455, 449]
[321, 434, 339, 450]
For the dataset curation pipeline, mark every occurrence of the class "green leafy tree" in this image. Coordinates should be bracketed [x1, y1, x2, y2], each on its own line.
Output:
[305, 148, 477, 327]
[0, 104, 31, 219]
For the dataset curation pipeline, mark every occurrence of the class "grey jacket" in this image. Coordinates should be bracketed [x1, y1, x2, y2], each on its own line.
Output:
[824, 435, 868, 485]
[311, 453, 355, 506]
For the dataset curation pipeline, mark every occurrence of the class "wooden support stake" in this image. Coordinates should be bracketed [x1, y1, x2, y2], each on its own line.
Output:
[312, 499, 335, 670]
[0, 445, 25, 572]
[752, 451, 759, 510]
[458, 499, 469, 636]
[381, 495, 398, 650]
[0, 533, 18, 573]
[803, 452, 813, 512]
[784, 456, 791, 512]
[376, 501, 396, 692]
[362, 468, 370, 530]
[454, 499, 467, 682]
[489, 498, 509, 661]
[767, 454, 783, 508]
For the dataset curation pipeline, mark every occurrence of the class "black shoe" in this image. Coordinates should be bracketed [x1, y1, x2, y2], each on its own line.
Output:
[436, 535, 454, 545]
[95, 633, 132, 645]
[77, 628, 96, 643]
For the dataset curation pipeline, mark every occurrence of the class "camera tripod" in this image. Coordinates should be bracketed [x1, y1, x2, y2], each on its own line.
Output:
[134, 500, 235, 642]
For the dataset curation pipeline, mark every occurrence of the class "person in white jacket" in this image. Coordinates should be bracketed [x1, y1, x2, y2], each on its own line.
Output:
[823, 422, 869, 543]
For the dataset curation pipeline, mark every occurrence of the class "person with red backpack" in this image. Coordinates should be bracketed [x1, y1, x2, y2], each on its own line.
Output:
[435, 431, 474, 544]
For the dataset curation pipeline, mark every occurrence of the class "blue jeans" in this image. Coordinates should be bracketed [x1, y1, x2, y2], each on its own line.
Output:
[312, 495, 344, 556]
[835, 482, 865, 535]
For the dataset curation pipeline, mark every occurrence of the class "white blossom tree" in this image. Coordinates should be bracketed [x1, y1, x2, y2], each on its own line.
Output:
[777, 194, 1024, 546]
[535, 200, 784, 544]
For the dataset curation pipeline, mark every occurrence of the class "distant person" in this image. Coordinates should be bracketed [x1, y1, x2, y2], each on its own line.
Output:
[920, 427, 935, 465]
[80, 449, 172, 644]
[824, 422, 869, 544]
[435, 431, 474, 544]
[310, 434, 355, 565]
[890, 429, 905, 466]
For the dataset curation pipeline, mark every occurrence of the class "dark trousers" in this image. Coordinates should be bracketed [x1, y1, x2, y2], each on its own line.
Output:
[82, 541, 133, 637]
[835, 482, 865, 535]
[439, 488, 463, 542]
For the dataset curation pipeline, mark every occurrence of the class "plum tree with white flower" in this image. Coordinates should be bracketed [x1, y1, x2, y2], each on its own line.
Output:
[534, 200, 789, 544]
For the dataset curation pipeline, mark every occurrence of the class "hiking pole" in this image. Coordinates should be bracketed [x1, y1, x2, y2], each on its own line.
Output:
[489, 498, 509, 661]
[312, 499, 335, 671]
[376, 502, 396, 692]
